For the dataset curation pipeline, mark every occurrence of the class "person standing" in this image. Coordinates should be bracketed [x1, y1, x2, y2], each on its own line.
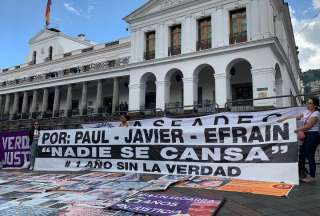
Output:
[119, 115, 130, 128]
[29, 121, 41, 170]
[295, 98, 320, 182]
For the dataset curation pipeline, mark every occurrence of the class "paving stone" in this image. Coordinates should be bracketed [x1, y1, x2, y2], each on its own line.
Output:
[304, 207, 320, 215]
[255, 207, 282, 215]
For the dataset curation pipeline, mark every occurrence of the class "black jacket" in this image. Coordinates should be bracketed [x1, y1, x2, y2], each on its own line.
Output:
[29, 126, 41, 144]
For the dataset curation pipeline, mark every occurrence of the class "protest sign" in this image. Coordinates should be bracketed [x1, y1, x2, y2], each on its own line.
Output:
[0, 131, 31, 169]
[142, 179, 178, 191]
[217, 178, 294, 197]
[111, 192, 224, 216]
[176, 176, 294, 197]
[34, 118, 299, 184]
[82, 107, 305, 128]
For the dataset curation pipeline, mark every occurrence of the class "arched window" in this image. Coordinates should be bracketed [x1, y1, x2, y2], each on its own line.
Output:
[32, 51, 37, 64]
[48, 46, 53, 61]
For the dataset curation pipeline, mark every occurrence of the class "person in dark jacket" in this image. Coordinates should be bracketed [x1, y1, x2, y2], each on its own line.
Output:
[29, 121, 41, 170]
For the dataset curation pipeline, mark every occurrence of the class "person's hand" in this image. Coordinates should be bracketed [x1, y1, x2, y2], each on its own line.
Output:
[294, 128, 301, 133]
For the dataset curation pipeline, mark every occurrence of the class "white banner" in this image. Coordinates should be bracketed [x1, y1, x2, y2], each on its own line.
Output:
[34, 119, 299, 184]
[82, 107, 305, 128]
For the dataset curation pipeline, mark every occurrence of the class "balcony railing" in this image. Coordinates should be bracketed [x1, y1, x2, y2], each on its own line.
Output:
[105, 41, 119, 47]
[168, 46, 181, 56]
[0, 114, 10, 121]
[64, 52, 72, 58]
[0, 57, 130, 89]
[42, 111, 53, 119]
[230, 31, 247, 44]
[82, 47, 94, 53]
[197, 39, 212, 51]
[30, 112, 42, 119]
[194, 100, 218, 113]
[72, 109, 80, 116]
[144, 50, 155, 60]
[53, 110, 65, 118]
[165, 102, 184, 114]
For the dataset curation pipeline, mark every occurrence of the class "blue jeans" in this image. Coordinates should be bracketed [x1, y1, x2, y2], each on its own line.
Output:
[299, 132, 320, 178]
[30, 138, 39, 170]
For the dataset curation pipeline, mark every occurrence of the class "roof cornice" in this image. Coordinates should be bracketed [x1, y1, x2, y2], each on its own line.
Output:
[29, 29, 93, 46]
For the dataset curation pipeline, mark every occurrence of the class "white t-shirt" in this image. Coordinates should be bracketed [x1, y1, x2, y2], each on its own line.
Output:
[33, 129, 39, 138]
[303, 111, 320, 132]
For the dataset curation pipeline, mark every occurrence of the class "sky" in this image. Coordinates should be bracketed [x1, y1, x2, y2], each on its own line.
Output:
[0, 0, 319, 71]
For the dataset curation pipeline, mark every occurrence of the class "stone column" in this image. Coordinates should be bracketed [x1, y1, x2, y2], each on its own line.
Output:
[139, 83, 146, 110]
[12, 92, 19, 114]
[0, 95, 3, 115]
[65, 84, 72, 117]
[130, 31, 138, 63]
[4, 94, 10, 115]
[156, 23, 165, 58]
[112, 77, 119, 113]
[138, 30, 144, 62]
[275, 79, 284, 107]
[11, 92, 19, 119]
[21, 91, 29, 117]
[251, 67, 276, 107]
[52, 86, 60, 117]
[249, 0, 262, 40]
[182, 15, 196, 53]
[41, 88, 49, 117]
[183, 77, 195, 110]
[128, 83, 141, 111]
[80, 82, 88, 115]
[181, 18, 188, 54]
[96, 80, 103, 113]
[258, 0, 273, 38]
[30, 90, 38, 118]
[156, 81, 169, 111]
[214, 73, 230, 108]
[214, 8, 229, 47]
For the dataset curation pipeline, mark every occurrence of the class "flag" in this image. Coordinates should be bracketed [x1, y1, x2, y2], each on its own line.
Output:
[45, 0, 52, 27]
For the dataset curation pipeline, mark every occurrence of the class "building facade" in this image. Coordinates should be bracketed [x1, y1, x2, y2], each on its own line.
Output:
[0, 0, 301, 121]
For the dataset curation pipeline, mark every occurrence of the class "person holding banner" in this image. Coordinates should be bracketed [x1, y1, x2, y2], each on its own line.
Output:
[279, 98, 320, 182]
[293, 98, 319, 183]
[29, 121, 41, 170]
[119, 115, 130, 127]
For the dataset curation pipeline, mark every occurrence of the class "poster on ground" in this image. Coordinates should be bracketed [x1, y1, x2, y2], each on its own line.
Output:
[176, 176, 294, 197]
[110, 192, 224, 216]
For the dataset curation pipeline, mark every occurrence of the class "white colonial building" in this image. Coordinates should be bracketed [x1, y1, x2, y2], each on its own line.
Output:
[0, 0, 301, 121]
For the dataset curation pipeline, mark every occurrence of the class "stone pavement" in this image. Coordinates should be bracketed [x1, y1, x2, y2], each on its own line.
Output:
[1, 170, 320, 216]
[162, 178, 320, 216]
[216, 178, 320, 216]
[151, 170, 320, 216]
[186, 179, 319, 216]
